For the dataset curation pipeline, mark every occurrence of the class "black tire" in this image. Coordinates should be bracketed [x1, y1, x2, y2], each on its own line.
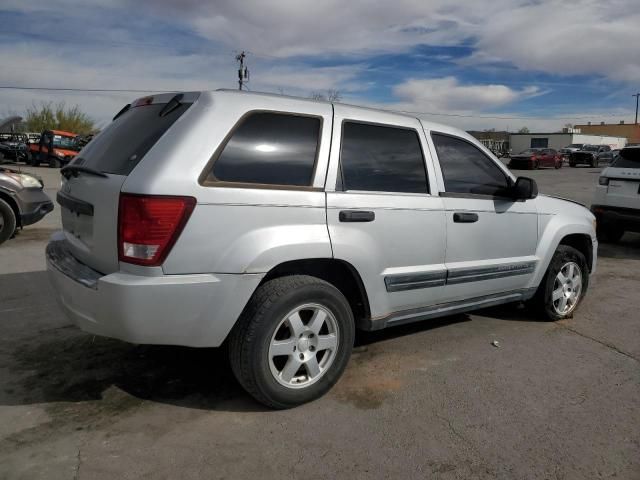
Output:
[228, 275, 355, 409]
[597, 224, 624, 243]
[0, 198, 17, 246]
[530, 245, 589, 321]
[32, 152, 41, 166]
[534, 161, 539, 169]
[48, 156, 61, 168]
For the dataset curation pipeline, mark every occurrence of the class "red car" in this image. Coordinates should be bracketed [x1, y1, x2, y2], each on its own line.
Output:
[509, 148, 563, 170]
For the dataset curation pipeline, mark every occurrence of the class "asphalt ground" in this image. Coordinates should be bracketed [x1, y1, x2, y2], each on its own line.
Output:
[1, 163, 638, 479]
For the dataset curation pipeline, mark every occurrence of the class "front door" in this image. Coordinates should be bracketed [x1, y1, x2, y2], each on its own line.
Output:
[427, 132, 539, 303]
[326, 105, 447, 320]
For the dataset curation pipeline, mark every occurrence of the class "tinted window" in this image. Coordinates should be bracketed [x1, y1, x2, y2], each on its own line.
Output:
[612, 148, 640, 168]
[210, 112, 320, 186]
[431, 133, 510, 196]
[340, 122, 428, 193]
[76, 102, 192, 175]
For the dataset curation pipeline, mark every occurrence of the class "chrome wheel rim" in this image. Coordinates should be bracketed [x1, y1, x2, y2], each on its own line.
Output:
[552, 262, 582, 315]
[268, 303, 339, 389]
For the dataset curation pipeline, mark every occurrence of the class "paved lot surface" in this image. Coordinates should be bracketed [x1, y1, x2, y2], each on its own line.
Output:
[1, 164, 639, 479]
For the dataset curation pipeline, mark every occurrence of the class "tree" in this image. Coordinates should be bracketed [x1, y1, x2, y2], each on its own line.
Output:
[310, 89, 342, 102]
[24, 102, 95, 134]
[517, 126, 530, 133]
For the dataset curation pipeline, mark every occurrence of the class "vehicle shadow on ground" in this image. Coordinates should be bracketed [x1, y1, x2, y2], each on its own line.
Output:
[598, 233, 640, 260]
[1, 273, 475, 414]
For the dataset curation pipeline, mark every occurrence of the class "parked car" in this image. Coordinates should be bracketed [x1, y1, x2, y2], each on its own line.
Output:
[46, 90, 597, 408]
[559, 143, 584, 160]
[591, 146, 640, 242]
[28, 129, 80, 167]
[509, 148, 562, 169]
[569, 144, 613, 167]
[0, 167, 54, 245]
[0, 133, 30, 163]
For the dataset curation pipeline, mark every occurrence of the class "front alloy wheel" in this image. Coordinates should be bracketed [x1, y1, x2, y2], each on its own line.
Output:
[551, 262, 582, 316]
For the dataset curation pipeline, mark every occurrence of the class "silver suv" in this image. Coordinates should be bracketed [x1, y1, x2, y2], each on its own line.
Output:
[47, 90, 597, 408]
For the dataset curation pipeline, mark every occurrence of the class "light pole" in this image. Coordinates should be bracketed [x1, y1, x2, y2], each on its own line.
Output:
[633, 93, 639, 125]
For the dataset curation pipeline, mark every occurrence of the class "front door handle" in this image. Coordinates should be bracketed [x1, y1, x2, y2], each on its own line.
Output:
[339, 210, 375, 222]
[453, 212, 479, 223]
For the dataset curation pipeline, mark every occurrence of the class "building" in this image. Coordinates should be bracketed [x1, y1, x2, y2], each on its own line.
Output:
[573, 122, 640, 144]
[467, 130, 510, 155]
[509, 130, 627, 153]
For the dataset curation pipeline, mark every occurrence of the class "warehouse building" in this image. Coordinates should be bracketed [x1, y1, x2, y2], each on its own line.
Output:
[509, 129, 626, 153]
[573, 122, 640, 144]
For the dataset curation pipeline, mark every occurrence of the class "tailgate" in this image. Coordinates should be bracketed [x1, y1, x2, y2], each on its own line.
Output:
[58, 174, 126, 274]
[56, 92, 198, 274]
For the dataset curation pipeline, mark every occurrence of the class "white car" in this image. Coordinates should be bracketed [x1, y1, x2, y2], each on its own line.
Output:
[592, 146, 640, 242]
[46, 90, 597, 408]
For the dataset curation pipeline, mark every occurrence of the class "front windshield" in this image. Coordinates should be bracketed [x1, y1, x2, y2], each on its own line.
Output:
[52, 135, 79, 151]
[582, 145, 599, 151]
[568, 144, 583, 148]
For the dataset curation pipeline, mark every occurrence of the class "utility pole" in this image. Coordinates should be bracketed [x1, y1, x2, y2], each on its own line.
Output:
[236, 51, 249, 91]
[633, 93, 640, 124]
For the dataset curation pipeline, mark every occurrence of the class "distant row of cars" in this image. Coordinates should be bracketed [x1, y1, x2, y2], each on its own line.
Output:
[508, 144, 618, 170]
[0, 130, 84, 168]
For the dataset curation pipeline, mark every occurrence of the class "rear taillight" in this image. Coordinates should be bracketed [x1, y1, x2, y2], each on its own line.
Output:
[118, 194, 196, 266]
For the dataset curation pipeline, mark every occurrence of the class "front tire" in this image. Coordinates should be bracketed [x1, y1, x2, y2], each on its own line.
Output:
[0, 198, 17, 246]
[48, 156, 61, 168]
[229, 275, 355, 409]
[531, 245, 589, 321]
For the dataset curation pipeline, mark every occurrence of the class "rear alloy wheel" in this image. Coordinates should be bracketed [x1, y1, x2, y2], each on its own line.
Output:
[531, 245, 589, 320]
[0, 198, 17, 245]
[229, 275, 354, 409]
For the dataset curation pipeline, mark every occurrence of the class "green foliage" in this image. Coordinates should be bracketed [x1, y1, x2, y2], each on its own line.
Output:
[24, 102, 95, 134]
[518, 126, 530, 133]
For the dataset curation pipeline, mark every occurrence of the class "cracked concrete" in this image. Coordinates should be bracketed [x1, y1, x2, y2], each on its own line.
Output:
[0, 166, 639, 479]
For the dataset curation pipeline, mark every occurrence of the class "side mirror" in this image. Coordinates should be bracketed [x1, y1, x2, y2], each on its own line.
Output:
[512, 176, 538, 200]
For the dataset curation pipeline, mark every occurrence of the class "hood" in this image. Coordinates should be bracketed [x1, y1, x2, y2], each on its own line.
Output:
[539, 193, 587, 208]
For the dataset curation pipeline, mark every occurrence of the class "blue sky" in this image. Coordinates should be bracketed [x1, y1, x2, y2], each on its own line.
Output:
[0, 0, 638, 131]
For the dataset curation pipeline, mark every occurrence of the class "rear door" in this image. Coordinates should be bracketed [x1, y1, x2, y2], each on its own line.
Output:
[58, 93, 198, 274]
[326, 106, 446, 318]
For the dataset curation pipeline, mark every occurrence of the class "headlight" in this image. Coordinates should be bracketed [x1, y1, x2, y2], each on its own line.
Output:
[598, 177, 609, 186]
[18, 173, 43, 188]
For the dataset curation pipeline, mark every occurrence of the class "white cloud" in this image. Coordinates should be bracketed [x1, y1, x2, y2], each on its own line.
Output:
[390, 77, 542, 113]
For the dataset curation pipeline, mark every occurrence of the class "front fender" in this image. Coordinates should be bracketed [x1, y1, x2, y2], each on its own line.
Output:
[530, 213, 596, 288]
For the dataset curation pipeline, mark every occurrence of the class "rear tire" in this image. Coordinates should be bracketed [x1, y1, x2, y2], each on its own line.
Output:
[530, 245, 589, 321]
[228, 275, 355, 409]
[0, 198, 17, 246]
[48, 156, 61, 168]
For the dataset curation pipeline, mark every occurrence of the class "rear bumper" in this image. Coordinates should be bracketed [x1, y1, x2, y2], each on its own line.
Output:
[46, 235, 264, 347]
[592, 204, 640, 232]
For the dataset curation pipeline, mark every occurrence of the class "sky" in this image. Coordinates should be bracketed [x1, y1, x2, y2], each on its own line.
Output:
[0, 0, 638, 132]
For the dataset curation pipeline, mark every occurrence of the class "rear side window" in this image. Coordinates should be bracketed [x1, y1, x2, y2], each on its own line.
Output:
[76, 102, 192, 175]
[208, 112, 321, 187]
[340, 122, 428, 193]
[432, 133, 510, 196]
[612, 148, 640, 168]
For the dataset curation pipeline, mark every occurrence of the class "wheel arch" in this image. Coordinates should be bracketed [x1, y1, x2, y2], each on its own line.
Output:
[260, 258, 371, 328]
[558, 233, 593, 272]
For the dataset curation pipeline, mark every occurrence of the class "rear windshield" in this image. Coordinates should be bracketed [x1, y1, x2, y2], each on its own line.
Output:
[612, 148, 640, 168]
[74, 101, 192, 175]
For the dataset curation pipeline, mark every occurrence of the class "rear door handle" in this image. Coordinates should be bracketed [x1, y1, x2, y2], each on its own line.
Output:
[339, 210, 375, 222]
[453, 212, 479, 223]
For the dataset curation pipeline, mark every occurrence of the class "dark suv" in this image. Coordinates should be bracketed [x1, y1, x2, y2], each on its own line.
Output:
[569, 145, 613, 167]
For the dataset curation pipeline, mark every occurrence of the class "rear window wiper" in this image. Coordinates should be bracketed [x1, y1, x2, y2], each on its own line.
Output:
[60, 164, 108, 179]
[158, 94, 184, 117]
